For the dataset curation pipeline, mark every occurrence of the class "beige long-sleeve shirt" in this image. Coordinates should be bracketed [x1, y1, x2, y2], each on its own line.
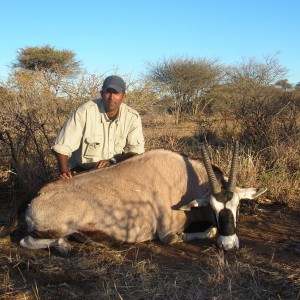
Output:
[52, 99, 145, 170]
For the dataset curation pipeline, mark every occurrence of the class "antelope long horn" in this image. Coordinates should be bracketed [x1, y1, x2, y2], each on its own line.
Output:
[227, 141, 239, 192]
[201, 144, 221, 194]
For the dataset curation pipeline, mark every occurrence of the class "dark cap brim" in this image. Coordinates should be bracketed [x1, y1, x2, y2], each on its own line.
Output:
[103, 84, 124, 93]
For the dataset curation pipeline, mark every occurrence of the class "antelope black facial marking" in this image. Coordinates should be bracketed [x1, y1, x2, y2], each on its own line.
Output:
[214, 190, 234, 204]
[210, 191, 240, 237]
[218, 208, 236, 236]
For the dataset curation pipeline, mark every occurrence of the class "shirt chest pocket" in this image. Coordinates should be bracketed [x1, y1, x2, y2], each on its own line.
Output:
[84, 136, 102, 158]
[114, 136, 126, 154]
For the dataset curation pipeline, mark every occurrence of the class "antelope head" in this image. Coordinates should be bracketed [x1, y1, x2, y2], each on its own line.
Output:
[201, 141, 241, 250]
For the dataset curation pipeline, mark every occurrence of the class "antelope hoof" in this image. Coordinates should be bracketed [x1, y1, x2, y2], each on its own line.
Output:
[206, 227, 218, 238]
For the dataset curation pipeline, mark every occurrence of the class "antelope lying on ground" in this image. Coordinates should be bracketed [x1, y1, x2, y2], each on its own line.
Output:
[1, 142, 266, 255]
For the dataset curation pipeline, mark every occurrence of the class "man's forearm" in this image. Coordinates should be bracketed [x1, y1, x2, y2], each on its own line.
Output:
[54, 152, 69, 173]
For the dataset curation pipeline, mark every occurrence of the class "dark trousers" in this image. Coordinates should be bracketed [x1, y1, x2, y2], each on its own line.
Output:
[71, 165, 89, 174]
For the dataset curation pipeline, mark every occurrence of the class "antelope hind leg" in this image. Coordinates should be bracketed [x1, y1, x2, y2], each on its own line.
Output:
[20, 235, 72, 256]
[20, 235, 57, 249]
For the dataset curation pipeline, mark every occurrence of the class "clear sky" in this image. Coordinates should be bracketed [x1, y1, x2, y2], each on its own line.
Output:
[1, 0, 299, 84]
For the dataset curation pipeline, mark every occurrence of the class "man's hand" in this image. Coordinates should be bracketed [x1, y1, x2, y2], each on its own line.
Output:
[95, 153, 139, 169]
[95, 160, 111, 168]
[59, 171, 73, 179]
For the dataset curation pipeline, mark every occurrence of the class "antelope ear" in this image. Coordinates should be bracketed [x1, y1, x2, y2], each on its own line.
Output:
[253, 187, 268, 198]
[179, 198, 209, 211]
[236, 187, 267, 200]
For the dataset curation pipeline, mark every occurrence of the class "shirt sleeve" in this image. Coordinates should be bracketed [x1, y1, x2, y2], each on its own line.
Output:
[51, 106, 86, 157]
[126, 114, 145, 154]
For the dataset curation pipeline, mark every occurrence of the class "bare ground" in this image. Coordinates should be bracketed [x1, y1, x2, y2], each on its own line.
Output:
[0, 198, 299, 300]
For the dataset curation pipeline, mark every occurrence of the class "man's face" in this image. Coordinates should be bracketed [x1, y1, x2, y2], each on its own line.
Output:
[101, 88, 125, 114]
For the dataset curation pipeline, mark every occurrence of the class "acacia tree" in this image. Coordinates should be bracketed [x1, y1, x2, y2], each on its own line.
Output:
[12, 45, 81, 97]
[226, 55, 287, 85]
[275, 79, 293, 91]
[223, 55, 298, 148]
[147, 57, 222, 123]
[125, 79, 158, 115]
[13, 45, 80, 75]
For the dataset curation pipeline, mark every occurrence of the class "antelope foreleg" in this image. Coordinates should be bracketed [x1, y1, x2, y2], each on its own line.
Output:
[184, 226, 218, 242]
[160, 226, 217, 244]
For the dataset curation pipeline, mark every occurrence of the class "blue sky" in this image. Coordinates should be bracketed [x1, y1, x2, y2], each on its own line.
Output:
[1, 0, 299, 84]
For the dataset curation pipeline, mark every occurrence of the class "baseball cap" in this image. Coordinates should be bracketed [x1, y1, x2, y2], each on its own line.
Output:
[102, 75, 126, 93]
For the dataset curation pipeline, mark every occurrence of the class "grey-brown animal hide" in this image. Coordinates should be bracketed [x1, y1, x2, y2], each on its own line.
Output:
[25, 149, 215, 244]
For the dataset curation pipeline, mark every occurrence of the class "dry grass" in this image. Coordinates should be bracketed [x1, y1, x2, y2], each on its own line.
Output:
[143, 115, 299, 206]
[0, 228, 299, 300]
[0, 115, 299, 299]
